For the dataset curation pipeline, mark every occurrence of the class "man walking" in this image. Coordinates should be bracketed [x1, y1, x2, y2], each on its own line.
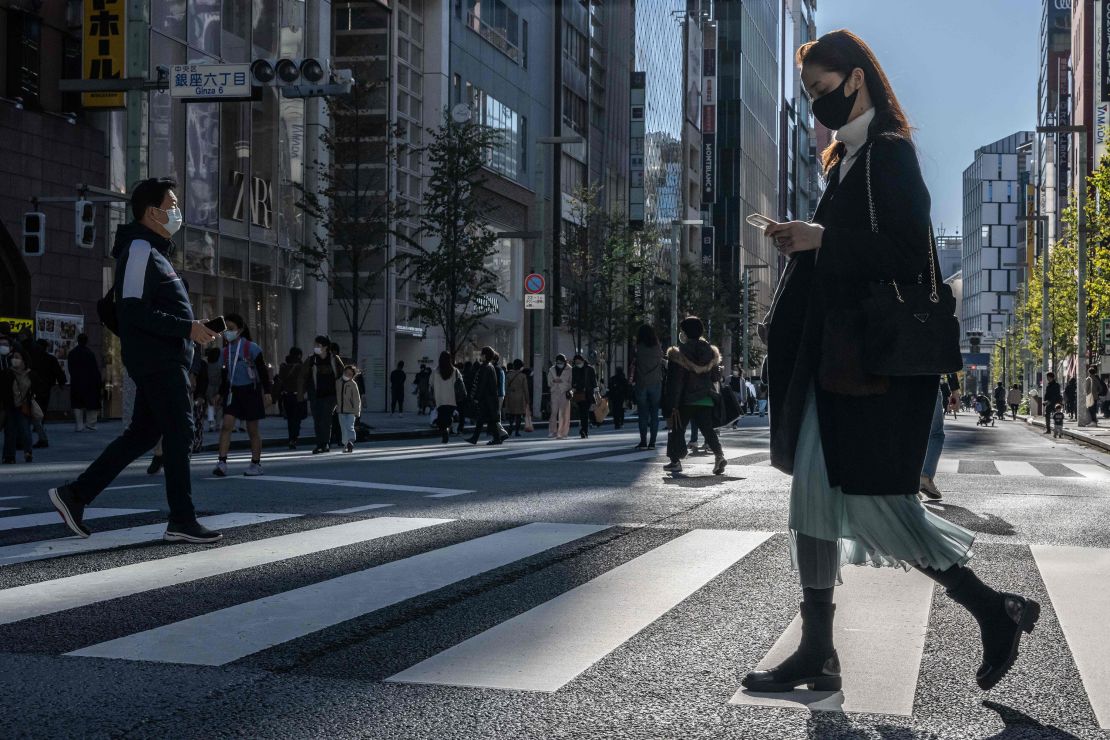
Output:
[390, 361, 406, 415]
[49, 178, 223, 543]
[29, 338, 67, 447]
[67, 333, 102, 431]
[1042, 372, 1061, 434]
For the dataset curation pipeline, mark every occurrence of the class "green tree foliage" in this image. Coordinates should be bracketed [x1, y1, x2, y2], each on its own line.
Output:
[396, 112, 502, 357]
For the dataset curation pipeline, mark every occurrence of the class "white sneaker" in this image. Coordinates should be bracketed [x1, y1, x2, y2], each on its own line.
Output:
[663, 460, 683, 473]
[244, 462, 264, 476]
[213, 461, 227, 477]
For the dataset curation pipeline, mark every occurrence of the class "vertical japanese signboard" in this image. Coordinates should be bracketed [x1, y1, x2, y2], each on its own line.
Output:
[701, 226, 714, 268]
[83, 0, 126, 108]
[629, 71, 646, 230]
[1098, 1, 1110, 164]
[702, 24, 718, 204]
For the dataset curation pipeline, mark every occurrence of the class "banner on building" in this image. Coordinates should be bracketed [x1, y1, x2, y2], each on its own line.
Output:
[0, 317, 33, 337]
[702, 24, 718, 204]
[629, 72, 646, 230]
[701, 226, 714, 268]
[82, 0, 126, 108]
[1098, 1, 1110, 164]
[35, 311, 84, 374]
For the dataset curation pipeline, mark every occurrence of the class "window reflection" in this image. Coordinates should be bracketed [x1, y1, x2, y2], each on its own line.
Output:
[219, 236, 248, 280]
[153, 0, 186, 39]
[185, 228, 218, 275]
[185, 103, 219, 229]
[190, 0, 221, 55]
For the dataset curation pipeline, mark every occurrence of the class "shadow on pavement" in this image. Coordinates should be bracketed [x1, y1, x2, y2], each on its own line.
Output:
[981, 700, 1083, 739]
[662, 475, 746, 488]
[923, 502, 1016, 536]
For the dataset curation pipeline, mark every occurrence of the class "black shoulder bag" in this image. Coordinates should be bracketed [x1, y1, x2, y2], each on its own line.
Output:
[860, 145, 963, 376]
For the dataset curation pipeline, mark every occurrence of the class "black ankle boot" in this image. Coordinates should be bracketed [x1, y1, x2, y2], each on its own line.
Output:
[944, 570, 1040, 690]
[742, 602, 841, 692]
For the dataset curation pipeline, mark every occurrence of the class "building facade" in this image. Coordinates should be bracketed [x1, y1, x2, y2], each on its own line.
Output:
[934, 231, 963, 282]
[709, 0, 780, 372]
[961, 131, 1034, 362]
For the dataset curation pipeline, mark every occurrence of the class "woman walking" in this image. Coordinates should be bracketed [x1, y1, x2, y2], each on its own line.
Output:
[503, 359, 530, 437]
[1006, 384, 1022, 421]
[279, 348, 307, 448]
[212, 314, 272, 477]
[548, 354, 572, 439]
[466, 346, 507, 445]
[1, 348, 35, 463]
[661, 316, 727, 476]
[1084, 366, 1105, 427]
[306, 335, 344, 454]
[607, 367, 631, 430]
[744, 30, 1039, 694]
[570, 354, 597, 439]
[432, 351, 464, 443]
[336, 364, 362, 453]
[633, 325, 664, 450]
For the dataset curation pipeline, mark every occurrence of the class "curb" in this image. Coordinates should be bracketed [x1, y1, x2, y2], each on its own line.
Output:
[1018, 415, 1110, 455]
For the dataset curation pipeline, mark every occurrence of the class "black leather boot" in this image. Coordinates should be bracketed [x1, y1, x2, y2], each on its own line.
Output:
[742, 602, 841, 692]
[943, 570, 1040, 690]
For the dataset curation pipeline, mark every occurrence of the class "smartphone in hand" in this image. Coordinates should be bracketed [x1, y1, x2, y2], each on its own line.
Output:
[745, 213, 778, 230]
[204, 316, 227, 333]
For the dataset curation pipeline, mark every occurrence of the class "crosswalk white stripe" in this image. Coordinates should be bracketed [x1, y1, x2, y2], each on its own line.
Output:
[104, 484, 162, 491]
[387, 529, 773, 692]
[597, 450, 660, 462]
[994, 461, 1042, 476]
[0, 517, 450, 626]
[326, 504, 394, 514]
[0, 513, 297, 567]
[68, 522, 609, 666]
[0, 496, 26, 501]
[1061, 463, 1110, 481]
[510, 443, 637, 461]
[0, 509, 154, 533]
[0, 507, 18, 512]
[244, 476, 474, 496]
[425, 492, 470, 498]
[935, 459, 959, 474]
[730, 566, 934, 716]
[361, 439, 568, 463]
[1032, 545, 1110, 729]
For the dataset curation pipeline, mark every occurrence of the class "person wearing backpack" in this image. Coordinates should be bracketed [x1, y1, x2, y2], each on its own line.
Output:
[50, 177, 223, 544]
[211, 314, 272, 476]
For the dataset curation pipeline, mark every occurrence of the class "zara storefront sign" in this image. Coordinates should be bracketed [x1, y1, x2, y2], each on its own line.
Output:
[170, 64, 251, 99]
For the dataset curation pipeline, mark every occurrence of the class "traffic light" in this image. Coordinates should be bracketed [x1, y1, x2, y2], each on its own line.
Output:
[250, 58, 351, 98]
[75, 200, 95, 249]
[22, 212, 45, 256]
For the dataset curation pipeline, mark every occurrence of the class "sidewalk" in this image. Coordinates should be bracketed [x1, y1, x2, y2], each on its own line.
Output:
[1018, 412, 1110, 454]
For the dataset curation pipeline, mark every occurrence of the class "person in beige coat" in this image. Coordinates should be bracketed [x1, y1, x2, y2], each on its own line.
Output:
[337, 364, 362, 453]
[1084, 366, 1105, 427]
[547, 354, 572, 439]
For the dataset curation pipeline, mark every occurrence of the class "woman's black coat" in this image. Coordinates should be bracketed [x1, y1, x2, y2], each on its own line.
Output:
[472, 362, 501, 419]
[764, 132, 937, 497]
[67, 344, 102, 410]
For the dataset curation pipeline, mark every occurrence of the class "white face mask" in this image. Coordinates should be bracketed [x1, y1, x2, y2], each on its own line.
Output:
[223, 330, 239, 342]
[160, 207, 183, 236]
[0, 345, 9, 356]
[313, 346, 323, 356]
[678, 331, 688, 344]
[574, 361, 584, 368]
[344, 374, 354, 382]
[555, 361, 565, 369]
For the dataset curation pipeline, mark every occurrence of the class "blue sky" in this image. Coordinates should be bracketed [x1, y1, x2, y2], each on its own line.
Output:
[813, 0, 1041, 235]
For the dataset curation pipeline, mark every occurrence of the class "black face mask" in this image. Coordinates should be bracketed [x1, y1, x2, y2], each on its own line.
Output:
[811, 74, 859, 131]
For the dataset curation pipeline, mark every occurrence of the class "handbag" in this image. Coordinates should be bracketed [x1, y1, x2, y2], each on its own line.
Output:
[859, 145, 963, 376]
[593, 396, 609, 423]
[713, 382, 744, 427]
[524, 408, 534, 433]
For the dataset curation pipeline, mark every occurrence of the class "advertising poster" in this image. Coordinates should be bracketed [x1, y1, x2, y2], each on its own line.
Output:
[0, 317, 34, 337]
[35, 311, 85, 374]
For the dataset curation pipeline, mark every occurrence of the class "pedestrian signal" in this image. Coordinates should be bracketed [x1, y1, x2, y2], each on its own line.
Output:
[75, 200, 95, 249]
[22, 212, 45, 256]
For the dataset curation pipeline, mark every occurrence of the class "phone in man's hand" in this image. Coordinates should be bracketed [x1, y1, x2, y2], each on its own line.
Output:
[204, 316, 226, 333]
[745, 213, 778, 230]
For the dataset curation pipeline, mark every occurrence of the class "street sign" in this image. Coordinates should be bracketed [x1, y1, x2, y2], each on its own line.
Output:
[170, 64, 251, 99]
[524, 273, 545, 294]
[524, 294, 546, 310]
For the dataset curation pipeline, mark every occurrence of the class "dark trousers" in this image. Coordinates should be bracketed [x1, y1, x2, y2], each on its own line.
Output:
[283, 393, 305, 441]
[669, 406, 722, 461]
[3, 410, 31, 459]
[1009, 404, 1019, 419]
[391, 388, 404, 413]
[471, 408, 504, 441]
[435, 405, 456, 441]
[72, 366, 196, 525]
[310, 396, 336, 450]
[611, 398, 625, 429]
[576, 401, 591, 437]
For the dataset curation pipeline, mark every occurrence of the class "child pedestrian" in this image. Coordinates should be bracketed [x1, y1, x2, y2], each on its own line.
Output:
[1052, 403, 1065, 439]
[337, 364, 362, 453]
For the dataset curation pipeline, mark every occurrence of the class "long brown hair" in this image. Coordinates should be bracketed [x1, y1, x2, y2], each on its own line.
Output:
[796, 30, 913, 173]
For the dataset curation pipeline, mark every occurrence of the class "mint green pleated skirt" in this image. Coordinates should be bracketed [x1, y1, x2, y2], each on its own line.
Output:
[788, 386, 975, 582]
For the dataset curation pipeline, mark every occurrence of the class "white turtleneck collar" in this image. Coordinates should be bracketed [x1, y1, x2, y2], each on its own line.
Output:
[834, 107, 875, 176]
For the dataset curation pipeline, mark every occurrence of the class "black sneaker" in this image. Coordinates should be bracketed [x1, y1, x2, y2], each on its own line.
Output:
[147, 455, 164, 475]
[164, 521, 223, 544]
[49, 484, 90, 538]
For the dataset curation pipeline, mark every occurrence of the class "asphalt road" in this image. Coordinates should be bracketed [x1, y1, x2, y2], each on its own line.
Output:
[1, 412, 1109, 739]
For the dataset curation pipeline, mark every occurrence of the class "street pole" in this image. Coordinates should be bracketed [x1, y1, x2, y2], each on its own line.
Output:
[671, 220, 679, 346]
[1078, 129, 1090, 425]
[741, 268, 749, 376]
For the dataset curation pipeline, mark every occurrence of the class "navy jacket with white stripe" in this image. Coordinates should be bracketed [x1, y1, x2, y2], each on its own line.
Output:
[112, 222, 194, 378]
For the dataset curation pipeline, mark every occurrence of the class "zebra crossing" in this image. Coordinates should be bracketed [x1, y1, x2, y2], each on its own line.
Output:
[0, 504, 1108, 726]
[195, 433, 1110, 481]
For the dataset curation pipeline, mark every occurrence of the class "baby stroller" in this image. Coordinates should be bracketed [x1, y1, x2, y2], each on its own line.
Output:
[974, 395, 995, 427]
